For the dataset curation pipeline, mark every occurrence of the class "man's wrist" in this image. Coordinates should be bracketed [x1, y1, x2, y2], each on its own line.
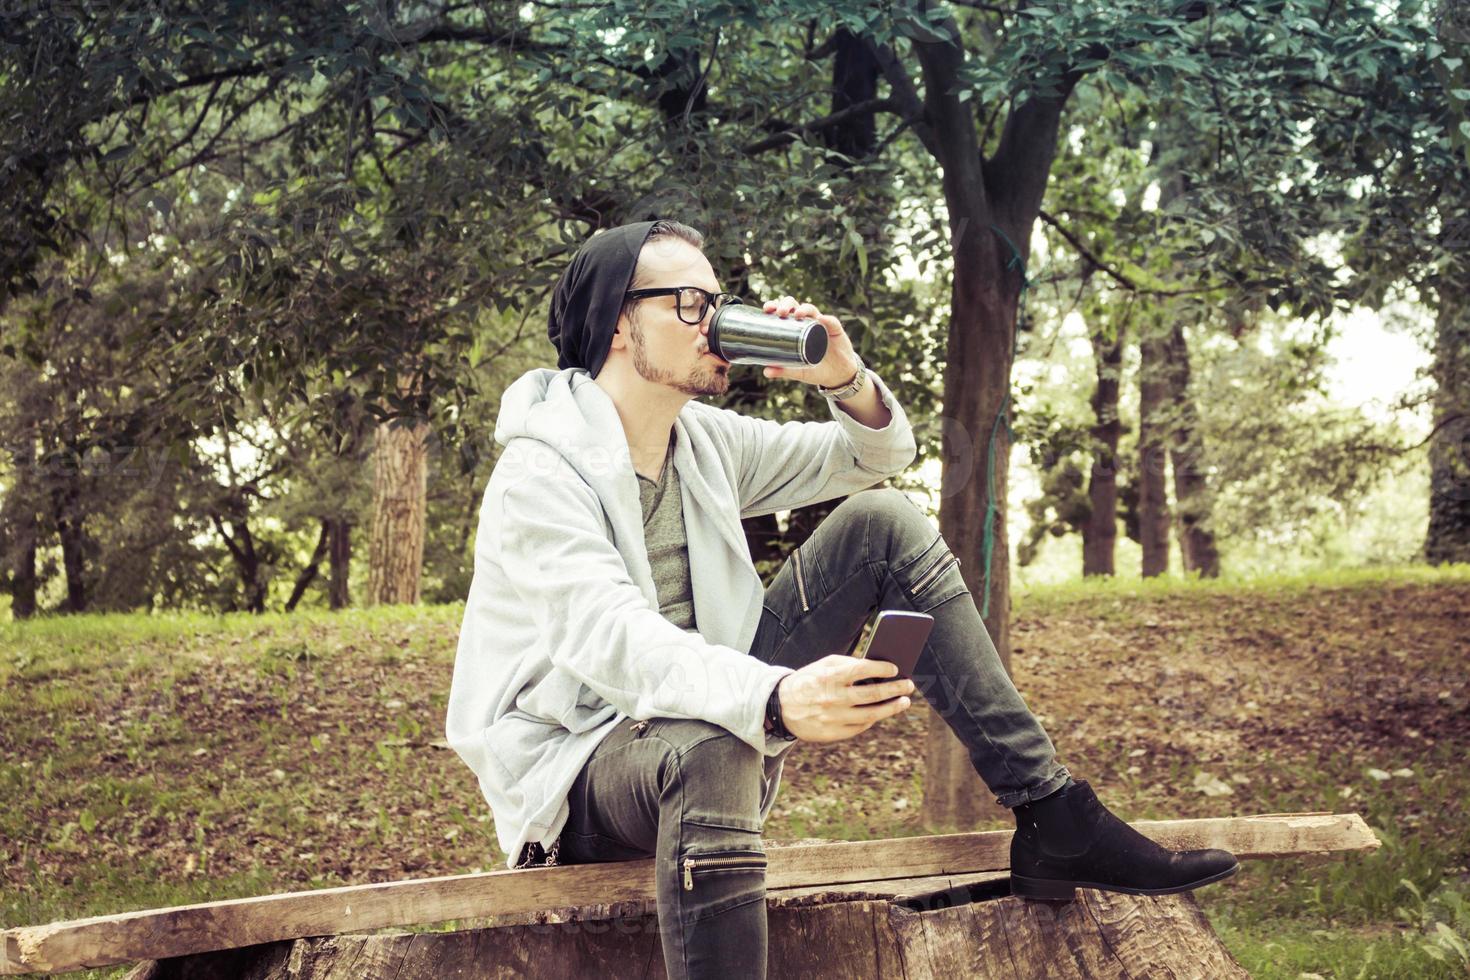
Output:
[764, 676, 797, 740]
[817, 354, 867, 401]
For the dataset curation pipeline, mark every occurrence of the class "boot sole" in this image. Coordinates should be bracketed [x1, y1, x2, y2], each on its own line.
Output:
[1010, 861, 1240, 902]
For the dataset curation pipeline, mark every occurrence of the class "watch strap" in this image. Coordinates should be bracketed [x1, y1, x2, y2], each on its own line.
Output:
[765, 678, 797, 740]
[818, 354, 868, 401]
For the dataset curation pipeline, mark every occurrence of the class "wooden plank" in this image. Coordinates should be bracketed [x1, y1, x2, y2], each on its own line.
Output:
[1, 812, 1378, 976]
[766, 870, 1011, 909]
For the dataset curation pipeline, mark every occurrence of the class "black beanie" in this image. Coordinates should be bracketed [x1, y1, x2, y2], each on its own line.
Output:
[546, 220, 659, 378]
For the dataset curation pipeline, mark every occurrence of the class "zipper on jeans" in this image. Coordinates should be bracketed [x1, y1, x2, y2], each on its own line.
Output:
[792, 548, 810, 612]
[911, 552, 961, 598]
[907, 546, 950, 591]
[682, 851, 768, 890]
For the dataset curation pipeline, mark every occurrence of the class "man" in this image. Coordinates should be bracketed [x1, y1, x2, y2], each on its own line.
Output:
[445, 219, 1237, 979]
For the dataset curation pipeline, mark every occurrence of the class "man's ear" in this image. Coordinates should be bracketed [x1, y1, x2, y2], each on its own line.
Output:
[609, 311, 631, 350]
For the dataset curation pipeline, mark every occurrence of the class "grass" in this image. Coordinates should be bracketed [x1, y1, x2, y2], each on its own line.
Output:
[1196, 739, 1470, 978]
[3, 564, 1468, 977]
[1012, 561, 1470, 610]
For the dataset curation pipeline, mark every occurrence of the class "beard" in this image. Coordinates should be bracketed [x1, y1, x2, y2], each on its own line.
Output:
[630, 317, 729, 397]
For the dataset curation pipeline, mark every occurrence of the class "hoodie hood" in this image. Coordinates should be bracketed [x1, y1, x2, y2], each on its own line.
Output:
[494, 367, 616, 459]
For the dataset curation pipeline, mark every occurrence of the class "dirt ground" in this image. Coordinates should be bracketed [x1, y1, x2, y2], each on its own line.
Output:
[4, 581, 1467, 920]
[780, 581, 1470, 834]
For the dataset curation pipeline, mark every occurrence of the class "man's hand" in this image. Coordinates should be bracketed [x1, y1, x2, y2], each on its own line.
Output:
[774, 654, 915, 743]
[759, 296, 862, 389]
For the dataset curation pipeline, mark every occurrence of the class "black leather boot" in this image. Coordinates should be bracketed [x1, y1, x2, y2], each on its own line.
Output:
[1009, 779, 1239, 901]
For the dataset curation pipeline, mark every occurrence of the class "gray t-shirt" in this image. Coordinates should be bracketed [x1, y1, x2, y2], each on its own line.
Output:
[636, 432, 697, 632]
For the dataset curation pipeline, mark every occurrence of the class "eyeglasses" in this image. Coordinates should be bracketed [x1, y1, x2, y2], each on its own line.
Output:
[624, 286, 741, 325]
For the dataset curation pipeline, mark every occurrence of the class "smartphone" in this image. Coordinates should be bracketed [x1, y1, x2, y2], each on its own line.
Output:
[849, 609, 934, 695]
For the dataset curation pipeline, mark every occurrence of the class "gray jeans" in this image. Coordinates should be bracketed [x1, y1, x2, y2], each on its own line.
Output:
[555, 487, 1070, 979]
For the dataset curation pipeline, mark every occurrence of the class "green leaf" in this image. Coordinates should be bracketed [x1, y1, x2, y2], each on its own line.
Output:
[1452, 90, 1470, 101]
[79, 809, 97, 833]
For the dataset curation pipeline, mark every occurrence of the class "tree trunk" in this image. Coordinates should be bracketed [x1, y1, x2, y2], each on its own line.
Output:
[284, 520, 330, 612]
[129, 889, 1246, 980]
[368, 414, 429, 606]
[327, 517, 352, 610]
[924, 221, 1018, 833]
[211, 513, 267, 614]
[877, 16, 1075, 833]
[1163, 322, 1220, 577]
[1082, 321, 1124, 576]
[48, 454, 88, 613]
[1137, 325, 1172, 577]
[822, 29, 880, 161]
[8, 525, 38, 619]
[5, 437, 40, 618]
[1425, 288, 1470, 563]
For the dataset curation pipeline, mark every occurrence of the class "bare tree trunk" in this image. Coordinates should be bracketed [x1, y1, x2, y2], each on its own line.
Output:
[1137, 325, 1172, 577]
[1425, 286, 1470, 563]
[1082, 320, 1124, 576]
[368, 414, 429, 606]
[1164, 322, 1220, 578]
[327, 517, 352, 609]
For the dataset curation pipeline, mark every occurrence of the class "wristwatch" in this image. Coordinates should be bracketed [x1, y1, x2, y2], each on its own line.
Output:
[817, 353, 868, 401]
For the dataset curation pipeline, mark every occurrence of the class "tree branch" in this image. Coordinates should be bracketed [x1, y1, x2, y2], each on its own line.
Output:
[1038, 208, 1273, 297]
[285, 519, 330, 612]
[947, 0, 1019, 13]
[862, 38, 940, 159]
[1039, 208, 1137, 289]
[907, 3, 986, 212]
[125, 57, 290, 110]
[741, 97, 901, 155]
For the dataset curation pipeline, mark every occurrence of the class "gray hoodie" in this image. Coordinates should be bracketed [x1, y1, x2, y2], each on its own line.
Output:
[446, 365, 917, 869]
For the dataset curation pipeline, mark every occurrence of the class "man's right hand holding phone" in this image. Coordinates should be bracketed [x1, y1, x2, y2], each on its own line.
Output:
[771, 654, 915, 743]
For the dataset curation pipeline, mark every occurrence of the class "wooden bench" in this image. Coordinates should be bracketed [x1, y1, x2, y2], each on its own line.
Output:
[2, 812, 1379, 978]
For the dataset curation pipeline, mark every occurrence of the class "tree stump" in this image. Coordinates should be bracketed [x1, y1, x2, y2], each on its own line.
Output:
[124, 880, 1247, 979]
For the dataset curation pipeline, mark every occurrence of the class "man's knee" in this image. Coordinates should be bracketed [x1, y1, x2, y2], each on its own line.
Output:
[838, 487, 934, 551]
[847, 486, 928, 523]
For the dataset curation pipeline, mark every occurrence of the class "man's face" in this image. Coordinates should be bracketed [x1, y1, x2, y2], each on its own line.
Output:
[618, 238, 730, 398]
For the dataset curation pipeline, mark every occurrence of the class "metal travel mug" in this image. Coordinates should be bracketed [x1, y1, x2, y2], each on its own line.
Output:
[707, 304, 829, 367]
